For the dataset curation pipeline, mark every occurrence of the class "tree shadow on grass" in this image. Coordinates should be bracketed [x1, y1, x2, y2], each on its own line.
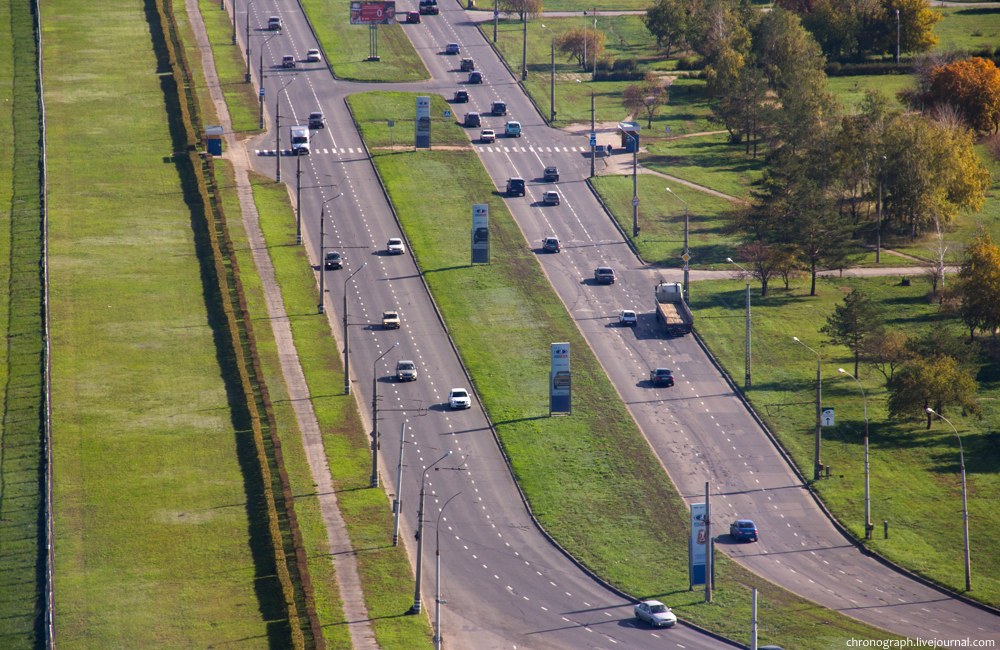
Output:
[146, 0, 292, 644]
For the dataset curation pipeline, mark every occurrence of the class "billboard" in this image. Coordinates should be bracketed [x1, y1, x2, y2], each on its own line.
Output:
[472, 204, 489, 264]
[549, 343, 571, 415]
[350, 1, 397, 24]
[689, 503, 708, 587]
[415, 95, 430, 149]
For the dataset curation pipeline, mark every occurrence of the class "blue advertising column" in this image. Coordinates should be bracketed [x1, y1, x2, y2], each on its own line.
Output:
[549, 343, 571, 415]
[415, 96, 431, 149]
[471, 204, 489, 264]
[689, 503, 707, 587]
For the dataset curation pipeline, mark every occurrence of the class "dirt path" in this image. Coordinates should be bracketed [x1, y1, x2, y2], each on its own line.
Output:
[184, 2, 378, 648]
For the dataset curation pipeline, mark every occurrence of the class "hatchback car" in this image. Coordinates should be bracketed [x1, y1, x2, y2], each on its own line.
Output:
[730, 519, 758, 542]
[619, 309, 637, 326]
[448, 388, 472, 409]
[504, 120, 522, 137]
[406, 11, 421, 23]
[491, 101, 507, 116]
[468, 71, 483, 84]
[453, 90, 469, 104]
[323, 251, 343, 270]
[464, 112, 481, 128]
[479, 129, 496, 143]
[542, 190, 560, 206]
[649, 368, 674, 387]
[445, 42, 460, 55]
[460, 58, 475, 72]
[542, 236, 561, 253]
[634, 600, 677, 628]
[306, 49, 322, 62]
[308, 111, 325, 129]
[281, 55, 296, 68]
[395, 360, 418, 382]
[386, 238, 405, 255]
[543, 166, 559, 182]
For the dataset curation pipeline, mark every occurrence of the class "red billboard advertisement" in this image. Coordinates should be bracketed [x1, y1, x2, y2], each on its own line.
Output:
[350, 1, 397, 24]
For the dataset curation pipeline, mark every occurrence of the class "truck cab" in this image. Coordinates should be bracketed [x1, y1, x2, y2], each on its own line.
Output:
[654, 281, 693, 335]
[290, 126, 310, 155]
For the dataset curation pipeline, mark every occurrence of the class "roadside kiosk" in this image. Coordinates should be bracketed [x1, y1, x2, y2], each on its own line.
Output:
[618, 121, 640, 153]
[205, 125, 224, 156]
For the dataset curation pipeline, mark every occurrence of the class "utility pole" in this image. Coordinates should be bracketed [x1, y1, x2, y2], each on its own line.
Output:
[521, 11, 528, 81]
[370, 343, 398, 488]
[392, 421, 406, 546]
[492, 0, 498, 43]
[410, 452, 454, 615]
[245, 3, 253, 82]
[590, 90, 595, 177]
[343, 263, 366, 395]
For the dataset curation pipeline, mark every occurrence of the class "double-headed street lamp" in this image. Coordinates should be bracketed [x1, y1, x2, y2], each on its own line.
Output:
[838, 368, 873, 540]
[410, 451, 454, 615]
[343, 263, 366, 395]
[726, 257, 752, 390]
[318, 192, 342, 314]
[926, 408, 972, 592]
[258, 31, 280, 127]
[540, 24, 556, 123]
[434, 492, 462, 650]
[664, 187, 689, 301]
[371, 343, 399, 488]
[793, 337, 823, 481]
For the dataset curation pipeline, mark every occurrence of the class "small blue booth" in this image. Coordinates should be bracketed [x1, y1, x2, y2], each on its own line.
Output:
[206, 125, 224, 156]
[618, 121, 640, 153]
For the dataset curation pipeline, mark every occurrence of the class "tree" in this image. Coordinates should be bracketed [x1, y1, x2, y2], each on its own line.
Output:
[643, 0, 692, 56]
[924, 57, 1000, 134]
[622, 74, 670, 129]
[860, 328, 909, 382]
[555, 28, 606, 70]
[820, 288, 883, 376]
[887, 355, 980, 428]
[733, 241, 785, 296]
[498, 0, 542, 20]
[956, 229, 1000, 340]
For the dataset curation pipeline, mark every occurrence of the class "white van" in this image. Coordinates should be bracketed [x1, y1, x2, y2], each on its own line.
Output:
[290, 125, 310, 155]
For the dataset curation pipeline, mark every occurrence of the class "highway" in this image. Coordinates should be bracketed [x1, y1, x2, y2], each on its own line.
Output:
[242, 0, 999, 646]
[241, 2, 737, 648]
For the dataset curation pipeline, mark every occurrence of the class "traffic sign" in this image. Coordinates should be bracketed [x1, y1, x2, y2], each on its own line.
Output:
[681, 253, 690, 262]
[632, 196, 639, 207]
[259, 88, 265, 98]
[590, 134, 597, 147]
[387, 119, 395, 127]
[443, 110, 451, 118]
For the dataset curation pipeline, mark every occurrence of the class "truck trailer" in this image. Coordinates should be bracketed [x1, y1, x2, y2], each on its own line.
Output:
[654, 281, 693, 336]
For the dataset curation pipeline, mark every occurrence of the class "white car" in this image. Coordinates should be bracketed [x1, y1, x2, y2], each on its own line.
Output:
[448, 388, 471, 409]
[387, 238, 405, 255]
[480, 128, 496, 143]
[634, 600, 677, 628]
[306, 49, 322, 62]
[619, 309, 637, 326]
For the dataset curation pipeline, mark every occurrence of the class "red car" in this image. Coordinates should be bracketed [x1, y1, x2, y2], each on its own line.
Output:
[406, 11, 420, 23]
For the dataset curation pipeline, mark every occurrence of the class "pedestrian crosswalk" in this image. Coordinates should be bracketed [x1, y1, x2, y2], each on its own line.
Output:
[254, 145, 592, 156]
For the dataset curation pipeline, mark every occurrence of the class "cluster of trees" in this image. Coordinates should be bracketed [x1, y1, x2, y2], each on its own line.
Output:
[555, 28, 606, 71]
[774, 0, 940, 61]
[912, 56, 1000, 134]
[821, 288, 982, 428]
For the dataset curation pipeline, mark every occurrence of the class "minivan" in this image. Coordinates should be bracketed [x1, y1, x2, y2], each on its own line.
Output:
[504, 121, 522, 137]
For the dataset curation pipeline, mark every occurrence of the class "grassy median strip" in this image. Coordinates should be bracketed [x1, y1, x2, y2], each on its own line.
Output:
[0, 0, 46, 646]
[43, 0, 297, 644]
[348, 90, 903, 646]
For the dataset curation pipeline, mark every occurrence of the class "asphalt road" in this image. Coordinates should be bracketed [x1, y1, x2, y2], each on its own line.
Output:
[243, 0, 999, 646]
[241, 2, 738, 648]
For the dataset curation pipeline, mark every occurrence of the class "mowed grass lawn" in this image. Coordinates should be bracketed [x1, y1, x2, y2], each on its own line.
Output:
[349, 91, 905, 646]
[44, 0, 279, 644]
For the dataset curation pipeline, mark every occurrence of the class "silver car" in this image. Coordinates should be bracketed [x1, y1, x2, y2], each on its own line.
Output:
[634, 600, 677, 628]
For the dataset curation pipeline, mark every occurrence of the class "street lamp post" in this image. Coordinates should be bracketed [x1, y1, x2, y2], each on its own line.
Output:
[343, 263, 366, 395]
[318, 193, 342, 314]
[492, 0, 498, 43]
[540, 25, 555, 123]
[259, 31, 279, 128]
[726, 258, 752, 390]
[230, 0, 236, 44]
[895, 8, 900, 65]
[590, 89, 596, 177]
[275, 77, 296, 182]
[926, 408, 972, 592]
[664, 187, 689, 301]
[793, 337, 823, 481]
[410, 451, 454, 615]
[434, 492, 462, 650]
[838, 368, 873, 540]
[392, 421, 407, 546]
[371, 343, 399, 488]
[876, 154, 885, 264]
[521, 11, 528, 81]
[626, 132, 639, 237]
[245, 2, 254, 82]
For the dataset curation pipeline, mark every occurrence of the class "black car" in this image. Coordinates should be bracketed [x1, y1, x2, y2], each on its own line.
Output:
[460, 58, 475, 72]
[506, 177, 525, 197]
[543, 166, 559, 182]
[463, 112, 481, 128]
[468, 71, 483, 84]
[730, 519, 758, 542]
[453, 90, 469, 103]
[649, 368, 674, 386]
[324, 251, 343, 270]
[418, 0, 438, 15]
[491, 101, 507, 116]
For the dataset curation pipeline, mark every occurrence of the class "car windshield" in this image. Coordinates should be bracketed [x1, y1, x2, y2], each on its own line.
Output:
[399, 362, 414, 369]
[452, 390, 467, 397]
[649, 604, 668, 614]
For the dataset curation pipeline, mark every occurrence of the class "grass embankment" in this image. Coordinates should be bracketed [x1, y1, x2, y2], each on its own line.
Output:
[301, 0, 427, 82]
[0, 0, 46, 646]
[195, 0, 260, 134]
[691, 276, 1000, 606]
[348, 90, 905, 647]
[244, 174, 435, 649]
[43, 0, 293, 644]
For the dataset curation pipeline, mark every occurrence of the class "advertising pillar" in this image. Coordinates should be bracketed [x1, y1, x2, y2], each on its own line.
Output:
[416, 95, 431, 149]
[471, 204, 489, 264]
[549, 343, 571, 415]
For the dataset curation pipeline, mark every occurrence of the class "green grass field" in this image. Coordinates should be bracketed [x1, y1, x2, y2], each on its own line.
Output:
[347, 90, 908, 646]
[42, 0, 289, 644]
[691, 275, 1000, 605]
[933, 6, 1000, 53]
